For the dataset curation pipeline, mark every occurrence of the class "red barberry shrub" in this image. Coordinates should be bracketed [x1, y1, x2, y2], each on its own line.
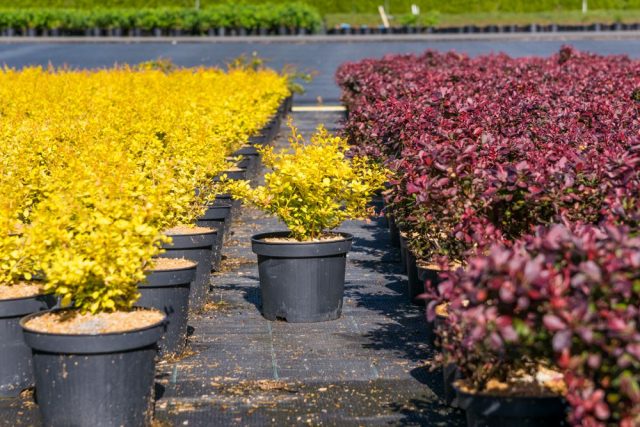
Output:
[337, 47, 640, 264]
[433, 224, 639, 425]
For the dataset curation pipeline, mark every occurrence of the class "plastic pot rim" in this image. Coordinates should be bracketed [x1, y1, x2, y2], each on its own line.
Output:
[251, 230, 353, 246]
[142, 263, 198, 288]
[0, 291, 53, 306]
[0, 293, 56, 318]
[162, 227, 218, 249]
[199, 204, 232, 220]
[251, 231, 354, 258]
[163, 228, 217, 238]
[20, 307, 166, 339]
[207, 201, 233, 208]
[251, 231, 353, 245]
[453, 382, 565, 401]
[143, 264, 197, 274]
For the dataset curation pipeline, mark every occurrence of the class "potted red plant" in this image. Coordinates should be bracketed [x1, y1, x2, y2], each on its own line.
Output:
[434, 223, 640, 426]
[432, 227, 570, 426]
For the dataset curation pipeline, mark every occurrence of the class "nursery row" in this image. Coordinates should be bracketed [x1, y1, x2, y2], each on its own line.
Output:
[337, 47, 640, 427]
[326, 21, 640, 35]
[1, 62, 290, 311]
[0, 4, 322, 36]
[0, 62, 293, 424]
[0, 59, 387, 424]
[5, 0, 640, 15]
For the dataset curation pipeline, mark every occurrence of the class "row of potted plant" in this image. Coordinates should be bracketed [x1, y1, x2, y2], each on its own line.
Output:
[327, 22, 640, 35]
[0, 3, 322, 36]
[0, 61, 292, 424]
[336, 47, 640, 426]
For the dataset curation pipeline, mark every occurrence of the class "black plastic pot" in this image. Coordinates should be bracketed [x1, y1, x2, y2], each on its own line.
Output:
[388, 214, 400, 247]
[263, 118, 278, 143]
[432, 310, 461, 406]
[277, 96, 291, 117]
[406, 250, 423, 305]
[265, 114, 276, 128]
[249, 133, 268, 146]
[221, 168, 247, 181]
[417, 263, 445, 344]
[455, 385, 567, 427]
[264, 124, 275, 143]
[417, 264, 445, 289]
[399, 232, 408, 274]
[138, 264, 196, 356]
[284, 94, 294, 113]
[443, 363, 462, 407]
[232, 144, 260, 157]
[232, 148, 260, 177]
[0, 293, 55, 397]
[216, 193, 241, 217]
[161, 228, 217, 311]
[250, 119, 273, 146]
[265, 114, 282, 141]
[21, 308, 165, 427]
[251, 231, 353, 323]
[235, 156, 252, 169]
[196, 203, 233, 271]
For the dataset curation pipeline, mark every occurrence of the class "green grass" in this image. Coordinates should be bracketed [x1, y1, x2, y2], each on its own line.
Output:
[325, 9, 640, 28]
[1, 1, 639, 29]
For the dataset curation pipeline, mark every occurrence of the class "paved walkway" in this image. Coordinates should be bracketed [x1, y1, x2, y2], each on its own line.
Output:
[0, 110, 464, 426]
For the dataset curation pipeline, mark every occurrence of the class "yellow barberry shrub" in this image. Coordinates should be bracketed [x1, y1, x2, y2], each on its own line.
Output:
[226, 122, 387, 241]
[0, 62, 290, 312]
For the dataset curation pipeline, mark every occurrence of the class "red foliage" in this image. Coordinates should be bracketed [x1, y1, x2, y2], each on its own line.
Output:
[337, 47, 640, 263]
[337, 47, 640, 426]
[434, 224, 640, 426]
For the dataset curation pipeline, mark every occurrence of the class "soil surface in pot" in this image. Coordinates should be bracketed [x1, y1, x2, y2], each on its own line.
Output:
[164, 225, 215, 235]
[435, 302, 449, 317]
[146, 257, 196, 271]
[436, 301, 471, 317]
[262, 233, 346, 243]
[23, 310, 164, 334]
[416, 259, 464, 270]
[416, 260, 443, 270]
[0, 282, 45, 300]
[456, 366, 566, 398]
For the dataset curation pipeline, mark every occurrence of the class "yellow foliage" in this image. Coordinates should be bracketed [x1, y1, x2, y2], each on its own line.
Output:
[226, 122, 387, 241]
[0, 63, 289, 313]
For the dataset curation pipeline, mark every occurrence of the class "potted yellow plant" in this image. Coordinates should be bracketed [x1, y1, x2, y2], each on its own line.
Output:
[228, 124, 386, 322]
[0, 143, 55, 397]
[19, 144, 167, 426]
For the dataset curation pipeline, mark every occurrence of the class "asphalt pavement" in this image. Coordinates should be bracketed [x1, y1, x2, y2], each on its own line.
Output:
[0, 34, 639, 103]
